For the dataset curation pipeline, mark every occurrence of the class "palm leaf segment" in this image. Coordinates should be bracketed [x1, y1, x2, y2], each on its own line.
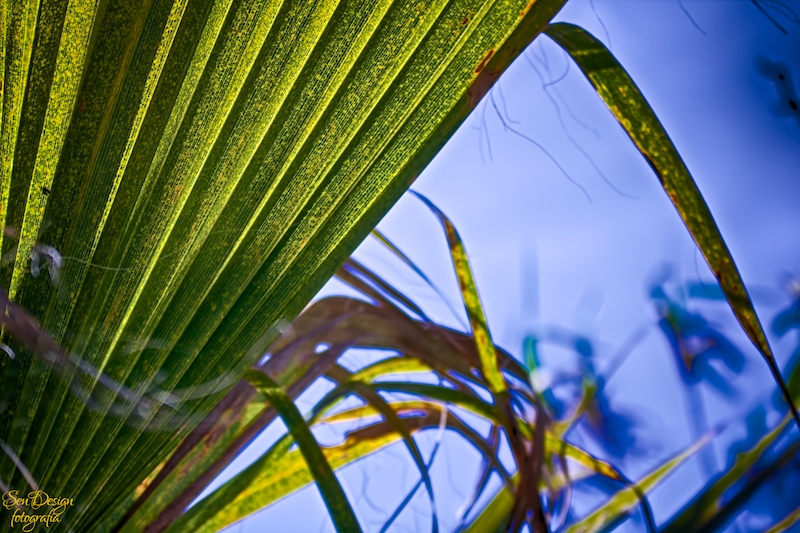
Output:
[0, 0, 567, 529]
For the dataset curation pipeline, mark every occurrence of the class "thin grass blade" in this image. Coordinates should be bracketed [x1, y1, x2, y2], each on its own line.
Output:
[566, 435, 711, 533]
[174, 395, 450, 533]
[411, 191, 506, 396]
[661, 413, 792, 533]
[765, 503, 800, 533]
[244, 369, 361, 533]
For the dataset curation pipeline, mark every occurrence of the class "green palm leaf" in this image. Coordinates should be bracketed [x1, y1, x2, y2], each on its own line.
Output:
[0, 0, 570, 530]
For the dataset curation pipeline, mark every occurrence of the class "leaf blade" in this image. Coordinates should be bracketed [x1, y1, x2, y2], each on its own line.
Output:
[411, 191, 506, 396]
[544, 22, 799, 424]
[566, 436, 710, 533]
[245, 369, 362, 533]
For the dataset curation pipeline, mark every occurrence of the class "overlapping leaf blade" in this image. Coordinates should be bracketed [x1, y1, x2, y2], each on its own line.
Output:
[244, 370, 361, 533]
[412, 191, 506, 396]
[564, 437, 709, 533]
[177, 400, 449, 533]
[130, 248, 621, 531]
[662, 414, 792, 533]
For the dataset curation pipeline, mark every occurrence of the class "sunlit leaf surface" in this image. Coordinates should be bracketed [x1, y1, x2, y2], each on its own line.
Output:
[0, 0, 569, 530]
[544, 22, 799, 424]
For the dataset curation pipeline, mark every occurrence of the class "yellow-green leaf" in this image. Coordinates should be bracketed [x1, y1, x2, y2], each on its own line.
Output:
[662, 413, 791, 533]
[412, 191, 507, 395]
[244, 370, 361, 533]
[566, 436, 710, 533]
[766, 503, 800, 533]
[544, 22, 799, 425]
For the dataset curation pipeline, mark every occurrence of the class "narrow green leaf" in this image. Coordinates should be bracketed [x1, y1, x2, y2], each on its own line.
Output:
[566, 436, 710, 533]
[193, 435, 394, 533]
[164, 430, 297, 533]
[462, 477, 516, 533]
[546, 435, 621, 481]
[369, 380, 499, 421]
[411, 191, 506, 395]
[549, 379, 596, 438]
[544, 22, 799, 425]
[321, 400, 437, 424]
[766, 503, 800, 533]
[177, 393, 451, 533]
[371, 228, 467, 327]
[343, 256, 432, 322]
[338, 370, 440, 533]
[245, 369, 362, 533]
[111, 384, 268, 533]
[463, 461, 605, 533]
[790, 364, 800, 407]
[352, 380, 621, 480]
[661, 413, 791, 533]
[371, 228, 431, 288]
[352, 357, 433, 383]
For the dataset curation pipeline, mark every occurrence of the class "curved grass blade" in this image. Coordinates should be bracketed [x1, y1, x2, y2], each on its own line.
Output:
[765, 503, 800, 533]
[462, 479, 515, 533]
[352, 358, 433, 384]
[244, 369, 361, 533]
[323, 399, 512, 483]
[411, 191, 506, 396]
[355, 381, 621, 480]
[118, 329, 352, 532]
[462, 465, 603, 533]
[371, 228, 468, 328]
[545, 436, 620, 481]
[379, 404, 447, 533]
[334, 258, 532, 387]
[111, 382, 268, 533]
[176, 396, 450, 533]
[456, 425, 503, 531]
[544, 22, 800, 426]
[410, 191, 547, 530]
[344, 257, 431, 322]
[368, 380, 499, 422]
[329, 365, 439, 533]
[322, 400, 439, 424]
[163, 429, 297, 533]
[702, 443, 800, 533]
[566, 435, 711, 533]
[549, 379, 597, 438]
[661, 413, 791, 533]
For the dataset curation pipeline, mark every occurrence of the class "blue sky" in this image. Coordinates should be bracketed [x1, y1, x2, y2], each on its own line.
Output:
[203, 2, 800, 531]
